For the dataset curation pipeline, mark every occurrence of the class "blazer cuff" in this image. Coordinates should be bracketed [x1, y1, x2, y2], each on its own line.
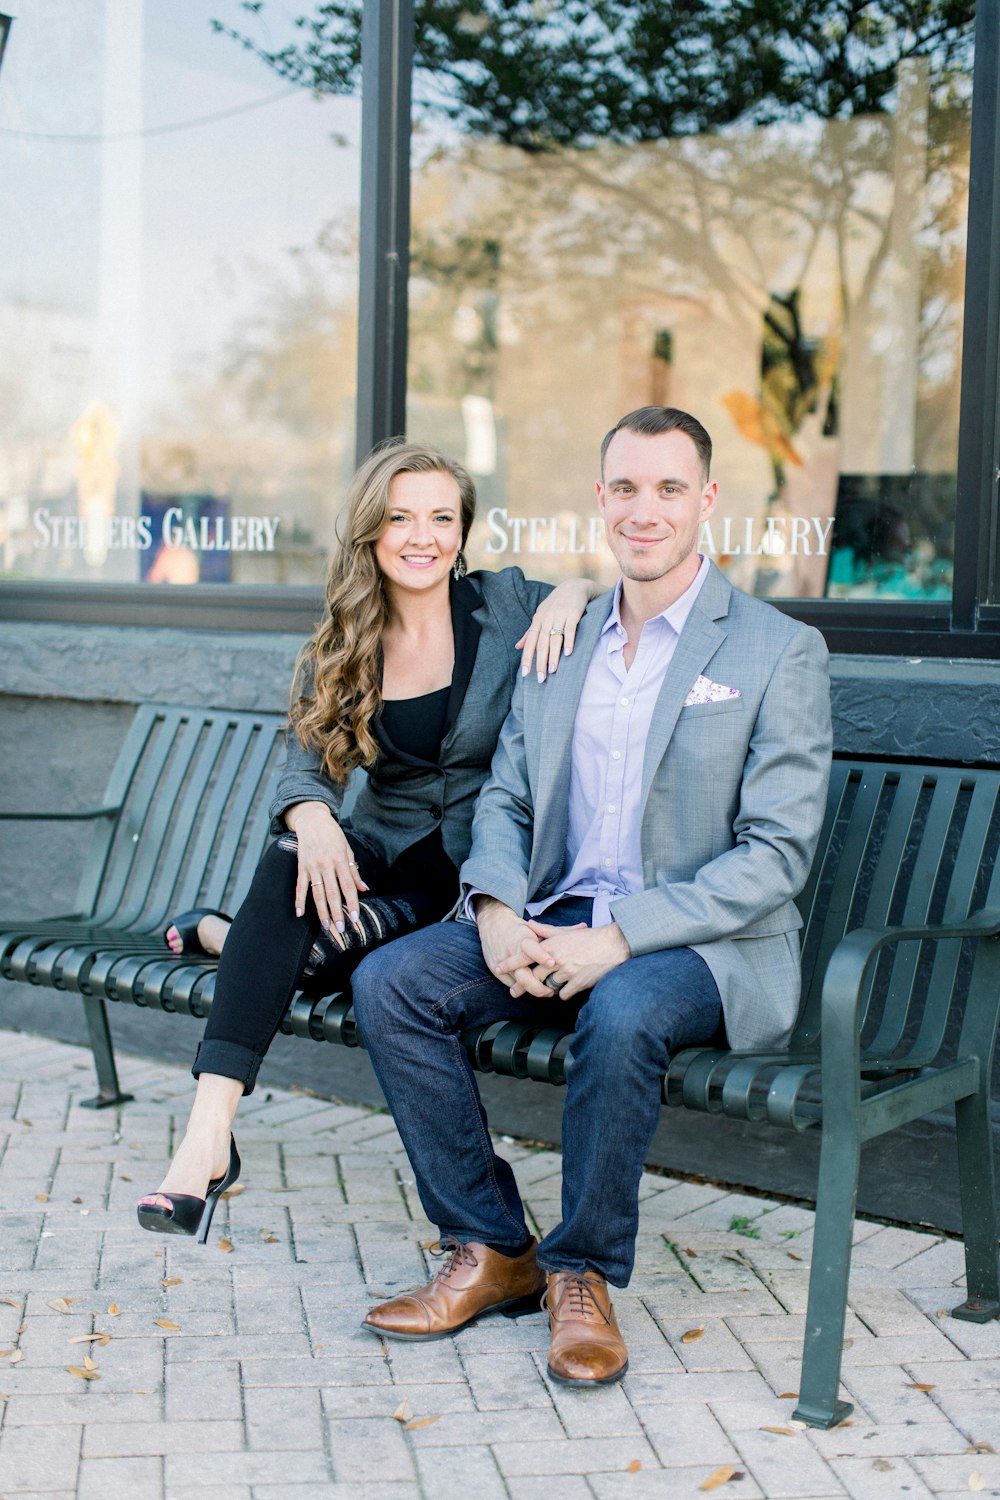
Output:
[267, 781, 342, 836]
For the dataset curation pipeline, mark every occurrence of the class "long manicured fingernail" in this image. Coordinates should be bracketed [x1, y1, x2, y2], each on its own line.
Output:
[295, 906, 304, 918]
[335, 920, 346, 934]
[537, 670, 545, 683]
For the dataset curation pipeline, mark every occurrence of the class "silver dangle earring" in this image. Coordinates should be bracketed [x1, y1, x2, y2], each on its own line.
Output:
[453, 552, 467, 580]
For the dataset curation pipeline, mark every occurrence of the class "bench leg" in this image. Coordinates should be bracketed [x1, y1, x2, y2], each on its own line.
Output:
[951, 1089, 1000, 1323]
[793, 1124, 857, 1429]
[79, 994, 134, 1109]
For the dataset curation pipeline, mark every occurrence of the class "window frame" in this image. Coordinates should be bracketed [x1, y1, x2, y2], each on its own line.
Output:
[1, 0, 997, 655]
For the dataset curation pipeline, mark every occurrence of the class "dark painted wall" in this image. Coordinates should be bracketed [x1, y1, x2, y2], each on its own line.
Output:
[2, 620, 999, 1231]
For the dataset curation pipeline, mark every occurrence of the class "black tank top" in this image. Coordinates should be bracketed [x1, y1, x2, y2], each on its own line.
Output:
[379, 685, 450, 764]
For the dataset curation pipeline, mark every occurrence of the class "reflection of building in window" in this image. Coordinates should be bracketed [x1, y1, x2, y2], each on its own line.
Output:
[827, 476, 954, 600]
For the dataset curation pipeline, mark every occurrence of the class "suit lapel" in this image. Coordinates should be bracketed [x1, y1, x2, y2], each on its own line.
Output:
[443, 575, 485, 737]
[638, 565, 731, 808]
[530, 592, 614, 869]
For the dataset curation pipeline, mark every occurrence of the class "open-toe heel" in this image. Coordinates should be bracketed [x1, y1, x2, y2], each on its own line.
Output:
[136, 1135, 241, 1241]
[164, 909, 230, 956]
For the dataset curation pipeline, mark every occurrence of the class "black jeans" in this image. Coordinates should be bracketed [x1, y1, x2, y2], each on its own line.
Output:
[193, 829, 456, 1094]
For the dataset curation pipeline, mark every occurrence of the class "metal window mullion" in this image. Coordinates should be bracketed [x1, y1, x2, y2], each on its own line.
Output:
[354, 0, 414, 465]
[952, 0, 1000, 628]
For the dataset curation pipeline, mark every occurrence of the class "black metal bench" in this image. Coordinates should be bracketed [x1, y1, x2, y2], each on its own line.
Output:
[2, 702, 1000, 1430]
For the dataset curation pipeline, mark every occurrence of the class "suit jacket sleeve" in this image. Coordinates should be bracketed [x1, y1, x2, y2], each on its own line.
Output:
[611, 625, 832, 955]
[267, 658, 346, 834]
[457, 669, 535, 915]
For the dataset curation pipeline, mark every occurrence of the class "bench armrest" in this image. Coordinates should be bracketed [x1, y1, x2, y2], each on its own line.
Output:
[0, 805, 122, 822]
[818, 906, 1000, 1117]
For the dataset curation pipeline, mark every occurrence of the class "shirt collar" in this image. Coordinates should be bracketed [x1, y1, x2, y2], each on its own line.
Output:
[602, 554, 712, 640]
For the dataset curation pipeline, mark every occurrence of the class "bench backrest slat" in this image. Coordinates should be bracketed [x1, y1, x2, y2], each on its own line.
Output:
[794, 760, 1000, 1061]
[74, 705, 286, 933]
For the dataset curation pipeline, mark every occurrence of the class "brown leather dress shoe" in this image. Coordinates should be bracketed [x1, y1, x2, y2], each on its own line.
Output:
[544, 1270, 629, 1385]
[362, 1237, 545, 1341]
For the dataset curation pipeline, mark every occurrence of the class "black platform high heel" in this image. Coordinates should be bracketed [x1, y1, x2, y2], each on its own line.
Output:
[164, 909, 231, 956]
[136, 1135, 241, 1244]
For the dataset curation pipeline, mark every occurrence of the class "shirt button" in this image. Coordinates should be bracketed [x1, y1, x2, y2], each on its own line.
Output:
[607, 803, 616, 813]
[611, 750, 622, 760]
[603, 858, 613, 868]
[430, 805, 442, 820]
[620, 696, 629, 706]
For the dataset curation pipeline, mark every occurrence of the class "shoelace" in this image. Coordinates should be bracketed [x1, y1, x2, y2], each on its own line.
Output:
[542, 1272, 612, 1324]
[429, 1237, 479, 1281]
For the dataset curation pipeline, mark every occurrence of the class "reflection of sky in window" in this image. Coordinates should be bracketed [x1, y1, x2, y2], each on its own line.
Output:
[0, 0, 360, 410]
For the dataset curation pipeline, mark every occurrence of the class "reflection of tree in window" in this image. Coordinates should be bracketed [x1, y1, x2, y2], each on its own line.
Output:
[218, 1, 973, 598]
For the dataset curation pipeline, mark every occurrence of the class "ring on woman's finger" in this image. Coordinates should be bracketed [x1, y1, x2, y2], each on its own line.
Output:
[548, 628, 564, 636]
[347, 859, 357, 868]
[310, 880, 323, 887]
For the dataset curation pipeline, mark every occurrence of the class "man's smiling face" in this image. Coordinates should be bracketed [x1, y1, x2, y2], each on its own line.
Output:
[597, 428, 717, 592]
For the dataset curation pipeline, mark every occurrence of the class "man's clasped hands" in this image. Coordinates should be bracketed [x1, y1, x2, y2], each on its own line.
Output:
[473, 895, 631, 1001]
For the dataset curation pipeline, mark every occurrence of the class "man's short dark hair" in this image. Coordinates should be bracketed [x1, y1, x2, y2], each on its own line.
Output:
[601, 406, 712, 481]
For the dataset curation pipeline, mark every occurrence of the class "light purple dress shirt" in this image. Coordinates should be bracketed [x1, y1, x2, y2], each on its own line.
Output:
[526, 554, 711, 929]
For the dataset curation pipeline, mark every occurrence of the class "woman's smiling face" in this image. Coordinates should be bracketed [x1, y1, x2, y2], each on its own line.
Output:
[374, 470, 464, 597]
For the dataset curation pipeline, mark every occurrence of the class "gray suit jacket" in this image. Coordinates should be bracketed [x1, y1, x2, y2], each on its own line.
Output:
[459, 563, 832, 1051]
[268, 567, 551, 869]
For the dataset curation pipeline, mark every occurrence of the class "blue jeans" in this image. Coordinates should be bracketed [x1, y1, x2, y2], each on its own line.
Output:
[350, 899, 723, 1287]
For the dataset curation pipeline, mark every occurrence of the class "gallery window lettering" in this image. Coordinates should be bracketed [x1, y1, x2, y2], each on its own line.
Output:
[1, 0, 997, 639]
[0, 1, 360, 589]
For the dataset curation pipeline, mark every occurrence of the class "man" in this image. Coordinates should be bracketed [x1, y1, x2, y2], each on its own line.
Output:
[351, 405, 832, 1386]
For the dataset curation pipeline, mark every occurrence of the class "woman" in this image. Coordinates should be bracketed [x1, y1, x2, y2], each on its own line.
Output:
[137, 440, 597, 1240]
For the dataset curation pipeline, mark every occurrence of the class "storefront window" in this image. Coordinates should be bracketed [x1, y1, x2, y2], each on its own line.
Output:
[401, 2, 974, 600]
[0, 1, 360, 588]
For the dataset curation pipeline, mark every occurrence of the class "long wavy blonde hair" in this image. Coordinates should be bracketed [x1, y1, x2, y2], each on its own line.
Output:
[290, 440, 477, 784]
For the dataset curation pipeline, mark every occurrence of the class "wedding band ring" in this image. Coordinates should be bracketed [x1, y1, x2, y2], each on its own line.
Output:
[348, 859, 357, 867]
[545, 974, 563, 993]
[310, 881, 322, 887]
[549, 628, 564, 636]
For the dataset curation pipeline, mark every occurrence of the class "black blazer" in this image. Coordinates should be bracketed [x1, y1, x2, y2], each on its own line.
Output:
[268, 567, 551, 868]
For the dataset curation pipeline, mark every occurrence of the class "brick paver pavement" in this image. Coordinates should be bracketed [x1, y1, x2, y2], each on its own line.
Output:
[0, 1027, 996, 1499]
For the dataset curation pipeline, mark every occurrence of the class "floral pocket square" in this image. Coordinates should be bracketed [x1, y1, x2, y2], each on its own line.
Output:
[683, 674, 741, 707]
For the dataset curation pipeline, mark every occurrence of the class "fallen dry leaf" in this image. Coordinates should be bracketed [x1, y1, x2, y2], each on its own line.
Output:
[419, 1239, 438, 1250]
[626, 1459, 642, 1473]
[761, 1426, 797, 1436]
[699, 1466, 737, 1492]
[681, 1327, 705, 1343]
[786, 1251, 803, 1261]
[873, 1459, 893, 1472]
[160, 1278, 183, 1288]
[66, 1365, 99, 1381]
[217, 1238, 234, 1254]
[0, 1391, 8, 1401]
[220, 1184, 245, 1200]
[35, 1194, 48, 1203]
[119, 1175, 131, 1182]
[393, 1400, 413, 1423]
[46, 1299, 72, 1315]
[82, 1354, 97, 1371]
[258, 1231, 280, 1243]
[0, 1352, 9, 1359]
[0, 1299, 19, 1309]
[8, 1351, 23, 1365]
[831, 1419, 854, 1430]
[68, 1334, 109, 1345]
[969, 1474, 986, 1493]
[154, 1319, 180, 1331]
[778, 1392, 799, 1400]
[403, 1415, 441, 1431]
[684, 1247, 698, 1258]
[72, 1196, 82, 1204]
[906, 1383, 936, 1392]
[16, 1324, 25, 1336]
[966, 1443, 997, 1455]
[107, 1305, 121, 1317]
